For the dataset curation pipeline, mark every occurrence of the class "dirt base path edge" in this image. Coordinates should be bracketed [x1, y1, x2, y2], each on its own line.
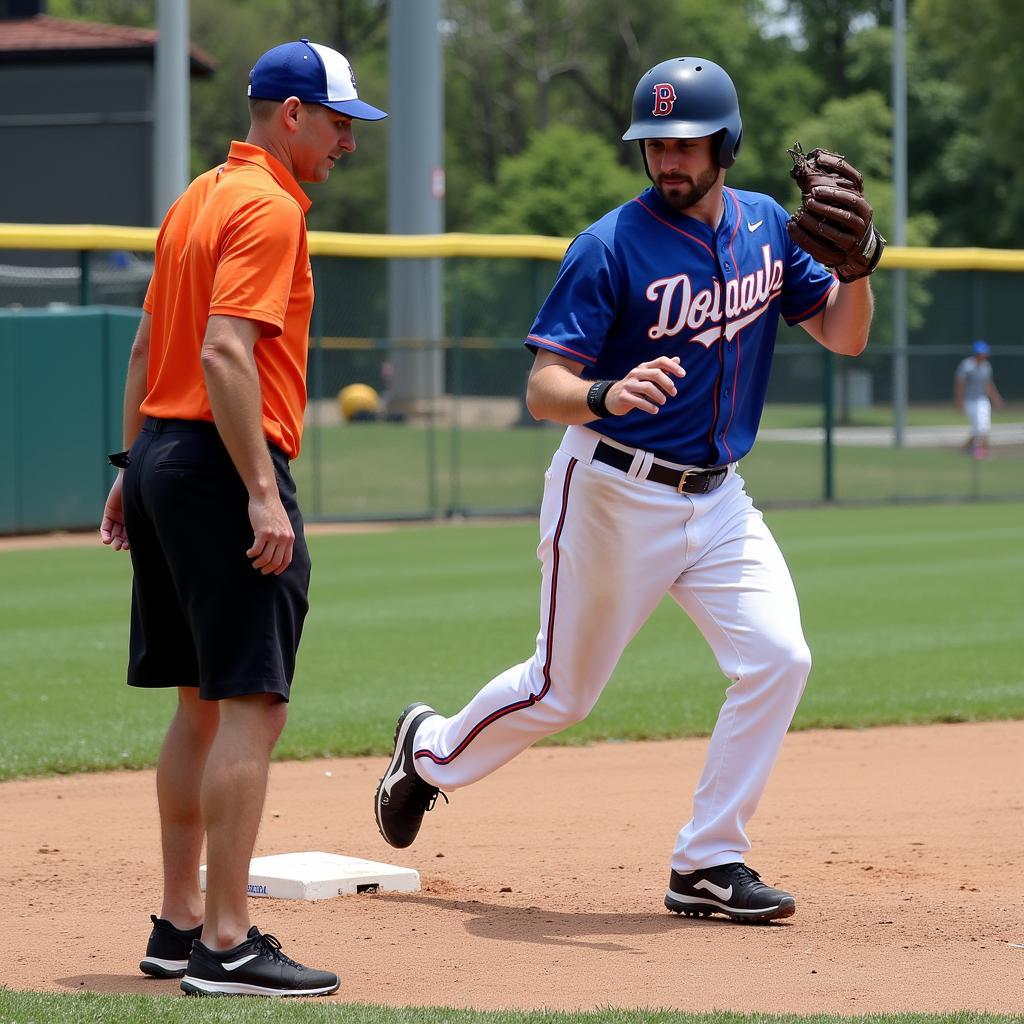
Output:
[3, 720, 1023, 1012]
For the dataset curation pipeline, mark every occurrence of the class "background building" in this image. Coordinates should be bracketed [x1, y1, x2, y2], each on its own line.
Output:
[0, 1, 214, 228]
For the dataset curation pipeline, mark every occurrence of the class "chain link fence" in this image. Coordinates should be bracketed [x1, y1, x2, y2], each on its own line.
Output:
[0, 228, 1020, 532]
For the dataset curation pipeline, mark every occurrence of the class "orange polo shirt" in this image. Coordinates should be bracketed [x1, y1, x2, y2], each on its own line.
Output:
[140, 141, 314, 459]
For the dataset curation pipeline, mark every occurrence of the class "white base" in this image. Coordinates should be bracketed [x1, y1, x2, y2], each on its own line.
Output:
[199, 851, 420, 901]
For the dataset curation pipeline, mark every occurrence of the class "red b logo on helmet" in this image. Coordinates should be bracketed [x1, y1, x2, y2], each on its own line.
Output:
[652, 83, 676, 116]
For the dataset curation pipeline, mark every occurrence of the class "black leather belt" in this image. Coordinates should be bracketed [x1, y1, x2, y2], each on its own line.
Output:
[592, 441, 729, 495]
[143, 416, 219, 435]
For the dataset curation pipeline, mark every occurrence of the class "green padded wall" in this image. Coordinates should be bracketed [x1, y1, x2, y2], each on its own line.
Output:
[0, 307, 139, 533]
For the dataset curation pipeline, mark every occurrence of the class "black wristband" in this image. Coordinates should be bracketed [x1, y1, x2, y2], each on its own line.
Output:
[586, 380, 615, 419]
[108, 450, 131, 469]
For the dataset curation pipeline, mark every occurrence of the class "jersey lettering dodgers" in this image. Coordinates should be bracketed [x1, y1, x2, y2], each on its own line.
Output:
[526, 185, 837, 467]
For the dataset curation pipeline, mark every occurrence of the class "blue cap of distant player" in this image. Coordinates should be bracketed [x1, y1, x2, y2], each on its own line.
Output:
[248, 39, 387, 121]
[972, 339, 990, 355]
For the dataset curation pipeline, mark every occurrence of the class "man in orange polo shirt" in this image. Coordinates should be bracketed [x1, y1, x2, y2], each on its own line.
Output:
[100, 39, 386, 998]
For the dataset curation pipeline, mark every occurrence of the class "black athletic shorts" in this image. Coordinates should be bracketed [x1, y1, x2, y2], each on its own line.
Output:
[121, 417, 311, 701]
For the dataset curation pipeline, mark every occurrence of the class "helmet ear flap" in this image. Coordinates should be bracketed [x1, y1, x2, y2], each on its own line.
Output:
[725, 128, 742, 167]
[638, 140, 653, 182]
[715, 127, 742, 169]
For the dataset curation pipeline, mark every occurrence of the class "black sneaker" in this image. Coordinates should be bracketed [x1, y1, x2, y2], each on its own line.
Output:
[665, 862, 795, 923]
[375, 702, 446, 848]
[139, 914, 202, 978]
[180, 927, 339, 997]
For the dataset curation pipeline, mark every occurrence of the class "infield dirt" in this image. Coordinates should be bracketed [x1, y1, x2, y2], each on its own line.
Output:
[3, 720, 1023, 1012]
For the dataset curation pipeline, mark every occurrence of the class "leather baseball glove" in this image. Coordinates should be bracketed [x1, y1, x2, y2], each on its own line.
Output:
[786, 142, 885, 283]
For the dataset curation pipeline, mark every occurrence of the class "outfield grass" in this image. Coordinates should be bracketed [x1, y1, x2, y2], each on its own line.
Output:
[290, 417, 1024, 518]
[0, 993, 1019, 1024]
[1, 502, 1021, 781]
[757, 401, 1024, 430]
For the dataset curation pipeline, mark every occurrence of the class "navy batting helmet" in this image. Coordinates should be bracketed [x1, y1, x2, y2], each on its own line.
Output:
[622, 57, 742, 168]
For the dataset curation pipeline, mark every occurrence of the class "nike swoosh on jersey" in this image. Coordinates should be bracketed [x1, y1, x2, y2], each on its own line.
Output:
[693, 879, 733, 901]
[222, 954, 259, 971]
[746, 219, 763, 232]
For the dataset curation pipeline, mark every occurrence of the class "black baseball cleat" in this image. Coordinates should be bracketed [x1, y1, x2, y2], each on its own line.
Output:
[180, 927, 339, 997]
[139, 914, 203, 978]
[665, 862, 796, 923]
[375, 702, 446, 848]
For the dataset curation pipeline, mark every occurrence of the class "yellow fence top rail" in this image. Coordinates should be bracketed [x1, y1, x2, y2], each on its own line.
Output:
[0, 224, 159, 252]
[3, 223, 1024, 271]
[306, 230, 571, 260]
[0, 224, 571, 260]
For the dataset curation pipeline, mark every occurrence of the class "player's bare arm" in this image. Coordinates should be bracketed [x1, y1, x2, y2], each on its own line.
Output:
[526, 349, 686, 424]
[123, 310, 153, 443]
[799, 277, 873, 356]
[100, 311, 153, 551]
[201, 314, 294, 575]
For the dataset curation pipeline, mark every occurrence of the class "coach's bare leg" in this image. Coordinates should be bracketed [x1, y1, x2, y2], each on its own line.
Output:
[157, 687, 219, 929]
[200, 693, 288, 950]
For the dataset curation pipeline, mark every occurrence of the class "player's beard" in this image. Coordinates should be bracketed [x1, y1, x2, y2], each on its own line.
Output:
[656, 164, 720, 211]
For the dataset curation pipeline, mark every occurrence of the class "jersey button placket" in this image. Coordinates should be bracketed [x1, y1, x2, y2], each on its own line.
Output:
[710, 235, 733, 458]
[719, 281, 737, 451]
[719, 237, 731, 274]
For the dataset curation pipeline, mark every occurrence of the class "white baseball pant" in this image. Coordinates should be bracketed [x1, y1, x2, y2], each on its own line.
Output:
[413, 425, 810, 872]
[966, 397, 992, 437]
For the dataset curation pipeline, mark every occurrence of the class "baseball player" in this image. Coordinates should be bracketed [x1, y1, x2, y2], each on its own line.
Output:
[375, 57, 881, 923]
[955, 340, 1003, 459]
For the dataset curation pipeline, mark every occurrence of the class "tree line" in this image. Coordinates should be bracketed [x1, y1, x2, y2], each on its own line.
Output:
[49, 0, 1024, 249]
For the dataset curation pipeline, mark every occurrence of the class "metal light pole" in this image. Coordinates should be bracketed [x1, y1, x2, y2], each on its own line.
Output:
[153, 0, 190, 224]
[387, 0, 445, 420]
[891, 0, 908, 446]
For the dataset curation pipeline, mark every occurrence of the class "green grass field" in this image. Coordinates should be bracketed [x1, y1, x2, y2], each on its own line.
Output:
[2, 503, 1022, 1023]
[0, 994, 1019, 1024]
[290, 414, 1024, 518]
[756, 401, 1024, 430]
[1, 502, 1021, 781]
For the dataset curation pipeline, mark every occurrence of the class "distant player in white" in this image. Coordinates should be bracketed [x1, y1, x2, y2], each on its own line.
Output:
[375, 57, 880, 923]
[955, 340, 1003, 459]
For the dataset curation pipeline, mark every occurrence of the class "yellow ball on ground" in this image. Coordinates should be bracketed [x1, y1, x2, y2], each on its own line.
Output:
[338, 383, 381, 422]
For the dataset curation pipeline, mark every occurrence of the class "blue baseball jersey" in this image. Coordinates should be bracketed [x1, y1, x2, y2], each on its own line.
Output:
[525, 185, 837, 466]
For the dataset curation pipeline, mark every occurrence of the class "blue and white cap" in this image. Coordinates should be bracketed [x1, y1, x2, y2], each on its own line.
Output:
[248, 39, 387, 121]
[972, 339, 991, 355]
